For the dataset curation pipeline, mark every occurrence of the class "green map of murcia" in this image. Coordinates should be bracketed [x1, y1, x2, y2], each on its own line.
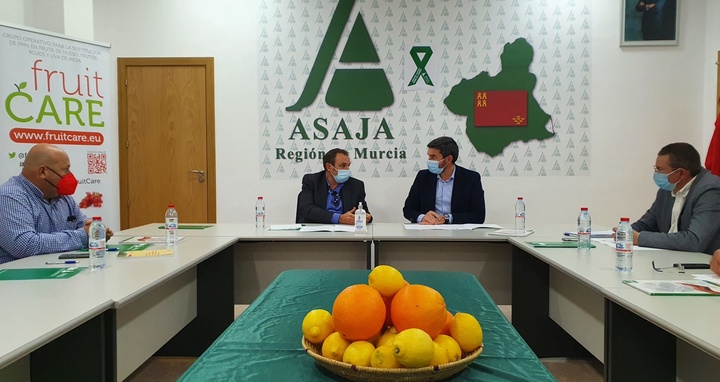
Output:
[444, 38, 554, 157]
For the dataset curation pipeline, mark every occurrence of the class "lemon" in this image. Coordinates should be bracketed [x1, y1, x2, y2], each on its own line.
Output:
[302, 309, 334, 344]
[375, 332, 397, 348]
[370, 345, 403, 368]
[342, 341, 375, 366]
[322, 332, 351, 361]
[392, 328, 434, 368]
[430, 342, 450, 366]
[385, 326, 398, 334]
[449, 312, 483, 352]
[368, 265, 406, 298]
[434, 334, 462, 362]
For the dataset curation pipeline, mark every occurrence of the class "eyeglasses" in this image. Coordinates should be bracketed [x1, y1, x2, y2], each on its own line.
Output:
[652, 261, 681, 273]
[653, 166, 679, 174]
[652, 261, 710, 273]
[330, 190, 340, 207]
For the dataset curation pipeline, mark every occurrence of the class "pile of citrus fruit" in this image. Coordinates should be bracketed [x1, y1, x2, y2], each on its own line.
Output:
[301, 266, 483, 369]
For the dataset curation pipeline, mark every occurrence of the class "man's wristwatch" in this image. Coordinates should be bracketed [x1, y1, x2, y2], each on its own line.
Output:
[443, 214, 450, 224]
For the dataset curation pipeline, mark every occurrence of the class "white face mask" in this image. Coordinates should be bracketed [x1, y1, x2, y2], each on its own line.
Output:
[331, 165, 351, 183]
[427, 159, 446, 175]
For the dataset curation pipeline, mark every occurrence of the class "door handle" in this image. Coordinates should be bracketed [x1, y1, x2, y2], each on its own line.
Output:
[190, 170, 205, 183]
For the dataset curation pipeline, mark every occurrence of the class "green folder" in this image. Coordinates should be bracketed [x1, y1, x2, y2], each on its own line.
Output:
[528, 242, 596, 248]
[0, 267, 85, 280]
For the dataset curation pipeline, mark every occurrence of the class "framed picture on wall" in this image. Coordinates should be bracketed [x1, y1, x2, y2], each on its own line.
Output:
[621, 0, 679, 46]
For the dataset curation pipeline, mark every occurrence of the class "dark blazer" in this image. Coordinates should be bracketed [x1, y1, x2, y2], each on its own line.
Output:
[296, 171, 371, 224]
[632, 168, 720, 254]
[403, 165, 486, 224]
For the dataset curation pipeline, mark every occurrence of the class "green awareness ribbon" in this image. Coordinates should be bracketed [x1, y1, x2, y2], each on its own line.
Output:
[408, 46, 434, 86]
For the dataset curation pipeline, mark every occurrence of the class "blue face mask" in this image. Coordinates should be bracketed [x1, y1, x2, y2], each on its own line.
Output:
[427, 160, 445, 175]
[332, 166, 351, 183]
[653, 169, 679, 191]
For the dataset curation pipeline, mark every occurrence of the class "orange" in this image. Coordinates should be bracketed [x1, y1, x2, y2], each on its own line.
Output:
[333, 284, 386, 341]
[391, 284, 447, 338]
[439, 310, 454, 336]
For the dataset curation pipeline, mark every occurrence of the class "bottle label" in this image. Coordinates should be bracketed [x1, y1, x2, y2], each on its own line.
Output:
[89, 240, 106, 251]
[167, 222, 178, 230]
[615, 243, 632, 252]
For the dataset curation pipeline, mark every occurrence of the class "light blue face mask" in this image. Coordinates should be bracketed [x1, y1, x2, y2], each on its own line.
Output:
[427, 160, 445, 175]
[653, 168, 679, 191]
[332, 166, 351, 183]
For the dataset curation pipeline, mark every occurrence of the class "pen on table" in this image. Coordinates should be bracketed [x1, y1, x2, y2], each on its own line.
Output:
[673, 263, 711, 270]
[46, 261, 80, 265]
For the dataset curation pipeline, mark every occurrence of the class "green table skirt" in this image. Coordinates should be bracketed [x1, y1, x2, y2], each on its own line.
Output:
[180, 270, 556, 381]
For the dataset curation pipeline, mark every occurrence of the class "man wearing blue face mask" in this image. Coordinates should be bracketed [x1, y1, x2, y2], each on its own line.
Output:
[296, 148, 372, 225]
[629, 142, 720, 254]
[403, 136, 486, 224]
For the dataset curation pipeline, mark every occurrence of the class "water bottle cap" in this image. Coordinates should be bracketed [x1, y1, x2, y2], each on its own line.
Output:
[92, 216, 102, 221]
[517, 197, 523, 200]
[620, 217, 630, 222]
[580, 207, 588, 211]
[168, 204, 175, 208]
[258, 196, 263, 200]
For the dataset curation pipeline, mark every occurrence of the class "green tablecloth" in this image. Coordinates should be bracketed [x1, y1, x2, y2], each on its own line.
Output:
[179, 270, 556, 381]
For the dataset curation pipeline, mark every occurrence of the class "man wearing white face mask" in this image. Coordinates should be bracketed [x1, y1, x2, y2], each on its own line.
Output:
[403, 136, 486, 224]
[296, 148, 372, 225]
[628, 142, 720, 254]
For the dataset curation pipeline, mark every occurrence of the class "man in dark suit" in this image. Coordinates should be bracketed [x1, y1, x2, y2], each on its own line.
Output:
[296, 148, 372, 224]
[403, 137, 485, 224]
[629, 142, 720, 254]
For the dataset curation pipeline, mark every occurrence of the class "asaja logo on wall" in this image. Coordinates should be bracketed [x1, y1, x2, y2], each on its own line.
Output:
[286, 0, 393, 112]
[260, 0, 593, 178]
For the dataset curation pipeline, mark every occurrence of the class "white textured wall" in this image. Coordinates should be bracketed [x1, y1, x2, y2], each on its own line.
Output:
[6, 0, 708, 228]
[1, 0, 27, 25]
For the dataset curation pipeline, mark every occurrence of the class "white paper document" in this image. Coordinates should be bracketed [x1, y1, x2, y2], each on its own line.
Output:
[488, 229, 535, 237]
[594, 238, 660, 251]
[693, 274, 720, 283]
[267, 224, 302, 231]
[403, 223, 503, 231]
[299, 225, 356, 233]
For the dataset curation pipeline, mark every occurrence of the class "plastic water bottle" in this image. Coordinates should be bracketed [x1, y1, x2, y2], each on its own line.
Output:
[515, 197, 525, 233]
[165, 204, 179, 244]
[577, 207, 592, 251]
[89, 216, 106, 270]
[355, 202, 367, 233]
[615, 217, 633, 272]
[255, 196, 265, 229]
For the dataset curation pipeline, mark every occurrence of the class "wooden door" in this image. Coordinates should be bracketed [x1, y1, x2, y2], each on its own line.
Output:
[118, 58, 216, 229]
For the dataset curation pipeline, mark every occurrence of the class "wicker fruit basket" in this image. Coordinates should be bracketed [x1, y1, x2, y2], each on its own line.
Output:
[302, 336, 483, 382]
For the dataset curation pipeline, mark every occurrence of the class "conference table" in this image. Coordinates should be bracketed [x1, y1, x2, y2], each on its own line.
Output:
[509, 231, 720, 382]
[118, 223, 373, 304]
[0, 235, 238, 381]
[179, 269, 556, 381]
[4, 222, 720, 382]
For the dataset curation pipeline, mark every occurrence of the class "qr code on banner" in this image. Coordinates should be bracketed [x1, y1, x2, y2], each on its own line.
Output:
[87, 152, 107, 174]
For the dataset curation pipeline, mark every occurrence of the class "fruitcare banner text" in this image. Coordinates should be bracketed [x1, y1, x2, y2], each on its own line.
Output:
[0, 23, 119, 228]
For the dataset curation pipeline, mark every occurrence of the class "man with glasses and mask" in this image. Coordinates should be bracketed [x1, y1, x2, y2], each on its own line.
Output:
[628, 142, 720, 254]
[0, 143, 113, 264]
[296, 148, 372, 225]
[403, 136, 486, 224]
